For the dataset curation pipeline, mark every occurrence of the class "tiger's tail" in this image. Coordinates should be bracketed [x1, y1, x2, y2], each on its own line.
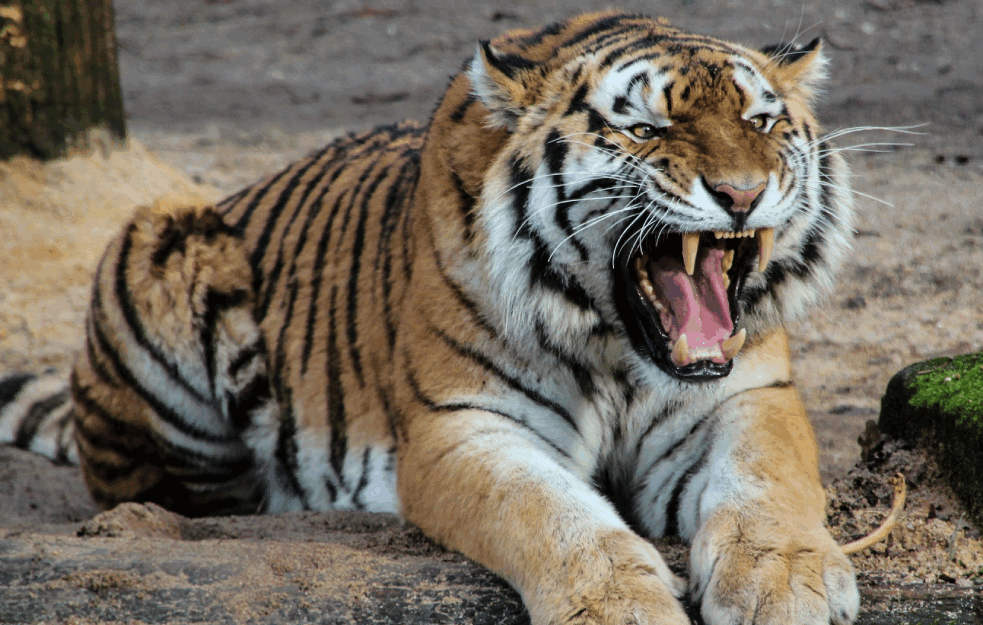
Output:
[0, 370, 79, 464]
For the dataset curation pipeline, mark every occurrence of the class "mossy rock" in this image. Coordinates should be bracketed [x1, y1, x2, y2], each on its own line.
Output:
[879, 353, 983, 530]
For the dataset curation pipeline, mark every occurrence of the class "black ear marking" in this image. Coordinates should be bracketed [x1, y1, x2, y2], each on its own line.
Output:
[479, 40, 537, 79]
[760, 36, 822, 65]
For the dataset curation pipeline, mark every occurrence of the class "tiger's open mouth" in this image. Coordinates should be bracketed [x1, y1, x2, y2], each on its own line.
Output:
[613, 228, 774, 381]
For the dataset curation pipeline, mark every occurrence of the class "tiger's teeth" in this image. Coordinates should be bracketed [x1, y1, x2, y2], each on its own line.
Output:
[682, 232, 699, 276]
[722, 249, 734, 274]
[671, 334, 690, 366]
[721, 328, 747, 360]
[712, 229, 756, 239]
[756, 227, 774, 273]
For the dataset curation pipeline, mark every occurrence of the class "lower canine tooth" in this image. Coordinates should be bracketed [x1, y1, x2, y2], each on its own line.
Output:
[756, 227, 774, 273]
[721, 328, 747, 360]
[671, 334, 689, 366]
[722, 249, 734, 273]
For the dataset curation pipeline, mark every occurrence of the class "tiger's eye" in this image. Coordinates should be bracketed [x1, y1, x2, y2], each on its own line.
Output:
[629, 124, 658, 140]
[748, 114, 770, 131]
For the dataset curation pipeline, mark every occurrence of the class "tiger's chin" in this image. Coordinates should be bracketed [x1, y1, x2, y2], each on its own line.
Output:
[613, 227, 775, 382]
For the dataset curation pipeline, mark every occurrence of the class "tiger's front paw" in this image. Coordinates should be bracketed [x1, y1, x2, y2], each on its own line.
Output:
[533, 530, 692, 625]
[690, 514, 859, 625]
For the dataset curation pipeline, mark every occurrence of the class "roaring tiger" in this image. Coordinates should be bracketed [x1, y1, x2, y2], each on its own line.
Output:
[1, 11, 861, 625]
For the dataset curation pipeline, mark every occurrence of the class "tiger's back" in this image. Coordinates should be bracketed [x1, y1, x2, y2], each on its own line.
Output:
[64, 122, 425, 515]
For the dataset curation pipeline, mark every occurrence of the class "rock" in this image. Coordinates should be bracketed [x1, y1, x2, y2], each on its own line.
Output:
[77, 502, 190, 539]
[878, 354, 983, 530]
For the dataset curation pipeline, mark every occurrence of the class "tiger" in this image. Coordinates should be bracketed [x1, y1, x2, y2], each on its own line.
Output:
[0, 11, 862, 625]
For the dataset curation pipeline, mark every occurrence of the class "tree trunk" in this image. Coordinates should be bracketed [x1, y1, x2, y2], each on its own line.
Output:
[0, 0, 125, 161]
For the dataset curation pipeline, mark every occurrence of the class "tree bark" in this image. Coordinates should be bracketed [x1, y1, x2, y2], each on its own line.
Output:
[0, 0, 125, 161]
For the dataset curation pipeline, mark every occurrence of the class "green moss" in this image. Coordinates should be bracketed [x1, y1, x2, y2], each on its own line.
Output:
[907, 352, 983, 429]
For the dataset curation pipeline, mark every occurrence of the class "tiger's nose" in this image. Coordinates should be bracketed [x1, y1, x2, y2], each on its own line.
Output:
[705, 179, 766, 214]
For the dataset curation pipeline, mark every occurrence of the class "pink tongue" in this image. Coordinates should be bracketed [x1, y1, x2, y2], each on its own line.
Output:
[649, 248, 733, 357]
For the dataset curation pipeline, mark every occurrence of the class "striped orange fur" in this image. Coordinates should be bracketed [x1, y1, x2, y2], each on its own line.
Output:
[1, 12, 861, 625]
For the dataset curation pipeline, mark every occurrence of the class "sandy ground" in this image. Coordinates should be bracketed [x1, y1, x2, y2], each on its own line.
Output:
[1, 0, 982, 617]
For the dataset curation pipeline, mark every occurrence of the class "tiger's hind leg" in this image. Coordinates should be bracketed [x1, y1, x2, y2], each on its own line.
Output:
[73, 195, 295, 516]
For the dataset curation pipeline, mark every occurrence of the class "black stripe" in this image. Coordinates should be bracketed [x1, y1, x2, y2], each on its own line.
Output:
[0, 373, 35, 407]
[299, 185, 352, 375]
[513, 19, 564, 47]
[449, 92, 476, 123]
[257, 154, 349, 318]
[508, 155, 599, 314]
[54, 407, 75, 464]
[248, 147, 335, 272]
[115, 226, 211, 406]
[431, 326, 579, 432]
[533, 320, 595, 399]
[529, 237, 597, 312]
[224, 374, 273, 432]
[199, 288, 250, 398]
[545, 129, 589, 263]
[431, 245, 498, 339]
[508, 156, 535, 239]
[102, 246, 238, 445]
[150, 221, 186, 268]
[449, 170, 477, 244]
[568, 174, 622, 202]
[14, 392, 69, 449]
[662, 82, 674, 116]
[565, 82, 590, 116]
[663, 443, 712, 538]
[480, 40, 536, 79]
[597, 34, 668, 70]
[90, 308, 241, 452]
[379, 157, 419, 352]
[327, 285, 348, 484]
[612, 95, 629, 115]
[271, 279, 307, 508]
[637, 404, 703, 479]
[402, 357, 572, 461]
[232, 167, 294, 231]
[84, 315, 121, 388]
[216, 186, 251, 216]
[346, 163, 396, 386]
[71, 376, 148, 464]
[351, 447, 372, 510]
[228, 339, 263, 379]
[561, 16, 638, 51]
[633, 400, 676, 458]
[585, 107, 608, 133]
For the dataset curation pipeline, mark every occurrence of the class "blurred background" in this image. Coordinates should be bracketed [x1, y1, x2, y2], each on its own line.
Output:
[117, 0, 983, 159]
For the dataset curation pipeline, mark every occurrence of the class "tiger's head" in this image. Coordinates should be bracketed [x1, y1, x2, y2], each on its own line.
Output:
[426, 12, 853, 384]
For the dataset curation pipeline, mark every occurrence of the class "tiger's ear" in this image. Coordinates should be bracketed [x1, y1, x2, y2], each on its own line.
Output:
[760, 37, 828, 103]
[468, 41, 538, 130]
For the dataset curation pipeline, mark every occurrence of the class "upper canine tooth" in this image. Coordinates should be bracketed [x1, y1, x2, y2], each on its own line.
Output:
[756, 227, 775, 273]
[682, 232, 699, 276]
[721, 328, 747, 360]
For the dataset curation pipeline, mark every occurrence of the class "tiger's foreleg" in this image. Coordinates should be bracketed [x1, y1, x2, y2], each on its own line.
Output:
[397, 408, 691, 625]
[72, 197, 286, 515]
[685, 381, 860, 624]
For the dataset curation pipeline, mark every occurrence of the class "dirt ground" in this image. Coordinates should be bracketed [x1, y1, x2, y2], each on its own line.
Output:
[1, 0, 982, 617]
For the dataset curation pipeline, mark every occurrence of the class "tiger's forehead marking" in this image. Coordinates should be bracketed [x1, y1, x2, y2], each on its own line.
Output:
[588, 49, 781, 121]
